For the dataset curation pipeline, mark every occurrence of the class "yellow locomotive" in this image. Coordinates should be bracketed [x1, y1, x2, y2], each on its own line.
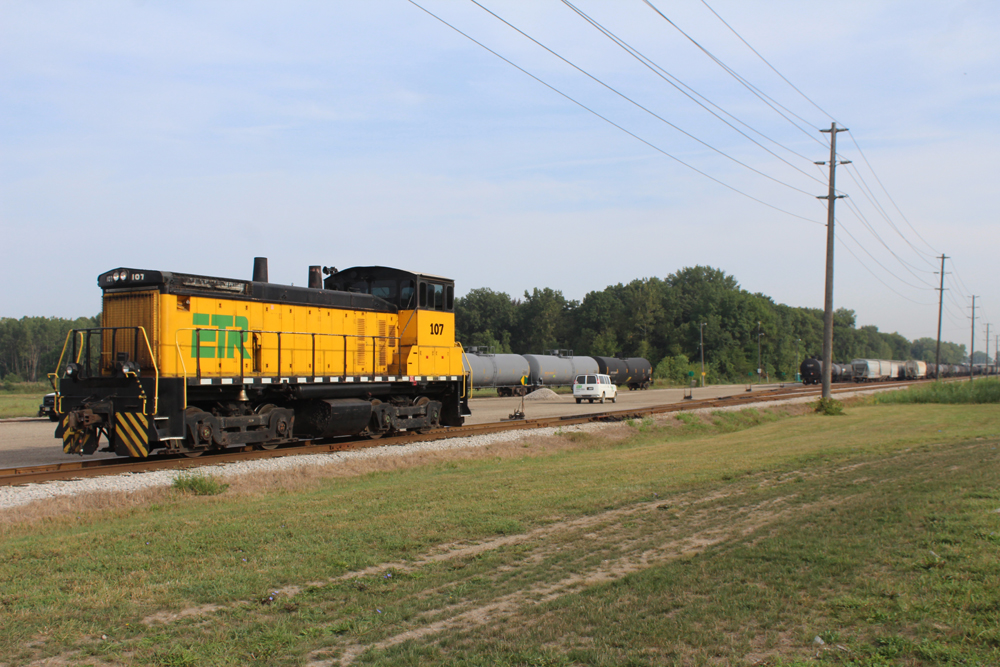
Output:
[54, 259, 469, 457]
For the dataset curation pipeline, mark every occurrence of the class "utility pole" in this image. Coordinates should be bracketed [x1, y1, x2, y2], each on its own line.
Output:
[757, 321, 762, 384]
[970, 295, 977, 382]
[986, 323, 991, 366]
[817, 123, 849, 400]
[699, 322, 707, 387]
[934, 254, 948, 380]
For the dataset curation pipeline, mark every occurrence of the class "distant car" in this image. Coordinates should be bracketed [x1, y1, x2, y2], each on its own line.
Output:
[573, 374, 617, 404]
[38, 393, 60, 421]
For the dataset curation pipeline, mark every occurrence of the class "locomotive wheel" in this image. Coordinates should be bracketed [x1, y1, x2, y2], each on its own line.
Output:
[366, 399, 385, 440]
[254, 404, 280, 450]
[183, 406, 212, 456]
[415, 399, 441, 434]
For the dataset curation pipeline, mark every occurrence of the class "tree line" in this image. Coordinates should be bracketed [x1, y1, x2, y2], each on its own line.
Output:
[0, 316, 99, 383]
[455, 265, 972, 384]
[0, 267, 978, 386]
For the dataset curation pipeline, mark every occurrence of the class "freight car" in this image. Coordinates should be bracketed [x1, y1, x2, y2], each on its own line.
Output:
[461, 350, 652, 395]
[798, 357, 854, 385]
[53, 260, 469, 457]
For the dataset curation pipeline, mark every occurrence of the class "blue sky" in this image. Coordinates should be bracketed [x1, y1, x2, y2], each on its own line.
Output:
[2, 1, 998, 350]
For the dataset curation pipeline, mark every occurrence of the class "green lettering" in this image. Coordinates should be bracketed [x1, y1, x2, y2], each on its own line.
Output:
[211, 315, 234, 357]
[190, 313, 250, 360]
[227, 316, 251, 359]
[191, 313, 215, 359]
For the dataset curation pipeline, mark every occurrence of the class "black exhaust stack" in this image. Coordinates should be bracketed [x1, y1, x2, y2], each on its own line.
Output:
[308, 265, 323, 289]
[253, 257, 268, 283]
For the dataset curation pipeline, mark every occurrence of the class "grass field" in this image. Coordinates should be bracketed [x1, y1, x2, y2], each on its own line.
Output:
[1, 401, 998, 666]
[0, 392, 45, 419]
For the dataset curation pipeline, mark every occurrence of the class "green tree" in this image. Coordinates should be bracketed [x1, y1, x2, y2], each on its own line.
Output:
[454, 288, 517, 352]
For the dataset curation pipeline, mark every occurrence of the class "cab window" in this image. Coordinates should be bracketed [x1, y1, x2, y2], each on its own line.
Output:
[401, 280, 415, 308]
[432, 284, 444, 310]
[371, 280, 396, 301]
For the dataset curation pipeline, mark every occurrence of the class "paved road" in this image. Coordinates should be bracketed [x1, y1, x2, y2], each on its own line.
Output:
[464, 383, 796, 424]
[0, 383, 799, 468]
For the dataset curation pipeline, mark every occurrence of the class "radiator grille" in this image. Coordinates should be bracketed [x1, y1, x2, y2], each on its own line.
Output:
[101, 291, 159, 374]
[356, 317, 366, 367]
[378, 320, 388, 367]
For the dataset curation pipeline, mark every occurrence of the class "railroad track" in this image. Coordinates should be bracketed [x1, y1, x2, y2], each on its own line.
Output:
[0, 380, 920, 487]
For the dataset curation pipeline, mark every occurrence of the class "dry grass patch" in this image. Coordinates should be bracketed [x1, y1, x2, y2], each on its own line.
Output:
[0, 420, 650, 528]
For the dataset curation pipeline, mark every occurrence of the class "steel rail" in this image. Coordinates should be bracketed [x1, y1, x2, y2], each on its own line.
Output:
[0, 379, 927, 487]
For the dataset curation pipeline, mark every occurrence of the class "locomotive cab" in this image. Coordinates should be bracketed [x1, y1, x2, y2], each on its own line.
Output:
[323, 267, 464, 380]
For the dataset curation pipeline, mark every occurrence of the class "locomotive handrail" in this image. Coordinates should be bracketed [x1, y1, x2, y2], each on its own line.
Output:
[51, 327, 160, 416]
[457, 341, 469, 399]
[173, 328, 403, 385]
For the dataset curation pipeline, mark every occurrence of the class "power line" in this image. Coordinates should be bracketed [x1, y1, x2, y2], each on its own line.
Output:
[838, 194, 937, 287]
[841, 162, 937, 266]
[465, 0, 820, 197]
[689, 0, 942, 275]
[948, 259, 977, 299]
[834, 220, 934, 294]
[640, 0, 827, 146]
[834, 233, 933, 306]
[846, 130, 940, 256]
[698, 0, 837, 122]
[557, 0, 826, 183]
[405, 0, 823, 225]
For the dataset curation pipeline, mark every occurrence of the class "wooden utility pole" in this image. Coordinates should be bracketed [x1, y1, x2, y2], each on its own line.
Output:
[986, 323, 991, 366]
[818, 123, 848, 400]
[970, 295, 977, 382]
[935, 254, 948, 380]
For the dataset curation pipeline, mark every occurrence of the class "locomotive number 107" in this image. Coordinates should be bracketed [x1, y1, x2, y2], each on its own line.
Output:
[430, 323, 445, 335]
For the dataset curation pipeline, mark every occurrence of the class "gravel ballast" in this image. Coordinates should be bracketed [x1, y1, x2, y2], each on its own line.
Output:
[0, 390, 891, 512]
[0, 423, 605, 511]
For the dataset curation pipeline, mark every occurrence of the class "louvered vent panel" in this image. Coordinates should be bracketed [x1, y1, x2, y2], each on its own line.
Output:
[355, 317, 366, 369]
[101, 291, 159, 374]
[378, 320, 388, 367]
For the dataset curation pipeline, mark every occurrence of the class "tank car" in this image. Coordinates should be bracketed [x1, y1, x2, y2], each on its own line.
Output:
[524, 351, 598, 387]
[593, 356, 628, 384]
[53, 260, 469, 457]
[799, 358, 854, 385]
[462, 349, 531, 396]
[621, 357, 653, 390]
[800, 358, 821, 385]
